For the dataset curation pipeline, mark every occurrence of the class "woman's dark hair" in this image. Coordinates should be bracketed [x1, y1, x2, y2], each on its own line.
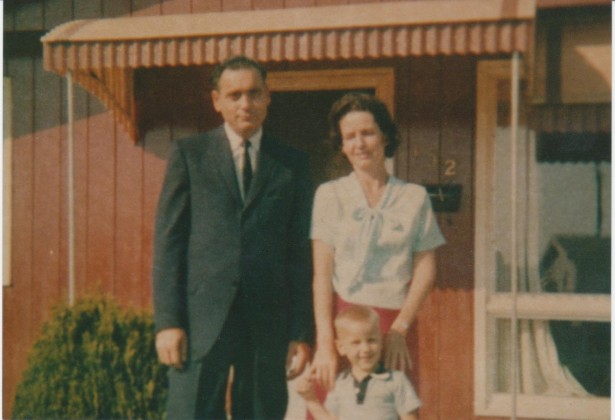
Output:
[328, 92, 399, 158]
[210, 55, 268, 90]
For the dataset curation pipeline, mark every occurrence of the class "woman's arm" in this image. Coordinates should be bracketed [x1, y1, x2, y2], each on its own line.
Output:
[311, 239, 338, 390]
[392, 250, 437, 333]
[384, 249, 437, 371]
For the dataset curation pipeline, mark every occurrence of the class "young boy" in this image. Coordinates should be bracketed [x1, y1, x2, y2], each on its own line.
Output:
[296, 305, 420, 420]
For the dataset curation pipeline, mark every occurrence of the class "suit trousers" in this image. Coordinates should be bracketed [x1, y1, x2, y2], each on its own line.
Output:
[166, 293, 289, 420]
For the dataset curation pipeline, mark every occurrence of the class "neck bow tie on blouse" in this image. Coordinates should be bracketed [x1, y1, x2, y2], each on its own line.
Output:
[346, 205, 401, 294]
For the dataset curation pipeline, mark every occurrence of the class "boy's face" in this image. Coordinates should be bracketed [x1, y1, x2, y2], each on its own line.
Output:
[336, 320, 383, 376]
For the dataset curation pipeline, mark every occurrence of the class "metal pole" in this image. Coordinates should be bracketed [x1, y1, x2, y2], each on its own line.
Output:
[67, 72, 75, 306]
[510, 51, 520, 420]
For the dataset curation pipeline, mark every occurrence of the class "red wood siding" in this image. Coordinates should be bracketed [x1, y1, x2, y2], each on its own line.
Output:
[4, 55, 36, 419]
[4, 0, 483, 417]
[4, 0, 437, 30]
[397, 57, 476, 419]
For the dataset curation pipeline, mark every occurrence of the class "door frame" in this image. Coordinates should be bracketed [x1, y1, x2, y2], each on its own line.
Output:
[267, 67, 395, 114]
[267, 67, 395, 173]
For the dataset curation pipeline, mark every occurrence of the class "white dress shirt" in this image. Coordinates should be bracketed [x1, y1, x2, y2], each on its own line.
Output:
[224, 123, 262, 199]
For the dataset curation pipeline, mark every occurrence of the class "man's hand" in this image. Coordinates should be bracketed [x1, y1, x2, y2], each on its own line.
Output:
[286, 341, 310, 380]
[156, 328, 188, 370]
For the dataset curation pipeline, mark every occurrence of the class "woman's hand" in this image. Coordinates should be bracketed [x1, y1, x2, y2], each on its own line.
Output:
[310, 343, 338, 391]
[383, 330, 412, 372]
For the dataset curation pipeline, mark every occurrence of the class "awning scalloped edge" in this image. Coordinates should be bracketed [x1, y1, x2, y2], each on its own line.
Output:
[44, 21, 534, 75]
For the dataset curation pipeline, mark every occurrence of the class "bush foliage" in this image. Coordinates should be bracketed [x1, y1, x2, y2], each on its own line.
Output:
[13, 295, 168, 419]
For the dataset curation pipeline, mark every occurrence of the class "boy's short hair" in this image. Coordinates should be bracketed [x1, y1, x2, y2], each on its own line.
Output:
[334, 305, 381, 336]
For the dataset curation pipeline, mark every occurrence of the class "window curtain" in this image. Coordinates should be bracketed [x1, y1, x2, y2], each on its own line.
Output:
[502, 129, 591, 397]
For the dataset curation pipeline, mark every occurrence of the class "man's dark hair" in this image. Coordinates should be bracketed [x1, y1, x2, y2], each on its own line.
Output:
[328, 92, 400, 158]
[210, 55, 268, 90]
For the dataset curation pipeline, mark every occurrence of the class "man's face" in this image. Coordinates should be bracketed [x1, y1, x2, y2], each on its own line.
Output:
[212, 67, 271, 139]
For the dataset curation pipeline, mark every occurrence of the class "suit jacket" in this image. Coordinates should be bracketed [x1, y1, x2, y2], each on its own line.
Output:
[152, 125, 313, 362]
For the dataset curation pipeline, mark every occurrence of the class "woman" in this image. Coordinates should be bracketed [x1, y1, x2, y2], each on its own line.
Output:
[310, 93, 446, 390]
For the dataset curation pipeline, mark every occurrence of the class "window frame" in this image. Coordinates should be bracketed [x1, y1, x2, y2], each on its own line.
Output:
[473, 60, 611, 419]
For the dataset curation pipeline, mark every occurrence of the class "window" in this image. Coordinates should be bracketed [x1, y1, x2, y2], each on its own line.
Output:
[474, 61, 610, 419]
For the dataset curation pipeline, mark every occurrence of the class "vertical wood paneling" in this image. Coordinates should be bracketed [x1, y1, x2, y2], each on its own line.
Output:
[315, 0, 347, 6]
[103, 0, 133, 18]
[405, 58, 442, 185]
[31, 55, 63, 337]
[58, 75, 68, 301]
[393, 56, 479, 419]
[283, 0, 316, 7]
[394, 61, 411, 180]
[115, 127, 144, 306]
[192, 0, 223, 12]
[73, 0, 102, 19]
[222, 0, 253, 11]
[14, 2, 44, 30]
[254, 0, 285, 9]
[71, 85, 91, 299]
[44, 0, 74, 29]
[131, 0, 163, 16]
[141, 128, 173, 308]
[161, 0, 193, 14]
[403, 58, 444, 420]
[3, 56, 36, 418]
[437, 56, 475, 291]
[397, 56, 477, 419]
[86, 105, 116, 295]
[394, 58, 423, 404]
[436, 56, 475, 419]
[4, 6, 15, 31]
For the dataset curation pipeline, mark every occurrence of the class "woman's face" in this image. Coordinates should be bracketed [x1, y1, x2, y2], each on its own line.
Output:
[339, 111, 387, 172]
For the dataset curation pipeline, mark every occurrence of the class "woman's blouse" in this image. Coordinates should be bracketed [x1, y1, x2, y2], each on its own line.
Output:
[311, 172, 445, 309]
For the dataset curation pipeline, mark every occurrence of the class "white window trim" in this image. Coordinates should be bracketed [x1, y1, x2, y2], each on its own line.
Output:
[473, 60, 611, 420]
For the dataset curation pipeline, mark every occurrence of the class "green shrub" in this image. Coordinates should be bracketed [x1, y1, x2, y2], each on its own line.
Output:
[13, 295, 168, 419]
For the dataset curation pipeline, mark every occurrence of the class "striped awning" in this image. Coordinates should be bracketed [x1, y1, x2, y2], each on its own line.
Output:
[42, 0, 535, 73]
[530, 103, 611, 134]
[41, 0, 536, 141]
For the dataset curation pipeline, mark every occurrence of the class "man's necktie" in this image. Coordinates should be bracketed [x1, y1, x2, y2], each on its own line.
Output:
[243, 140, 253, 196]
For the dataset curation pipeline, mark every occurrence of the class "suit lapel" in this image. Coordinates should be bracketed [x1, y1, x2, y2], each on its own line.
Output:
[210, 126, 243, 206]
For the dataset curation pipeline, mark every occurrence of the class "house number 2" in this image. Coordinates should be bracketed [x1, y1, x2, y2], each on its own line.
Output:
[444, 159, 457, 176]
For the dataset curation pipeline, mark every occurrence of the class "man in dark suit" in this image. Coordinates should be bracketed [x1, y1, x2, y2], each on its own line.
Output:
[152, 55, 313, 419]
